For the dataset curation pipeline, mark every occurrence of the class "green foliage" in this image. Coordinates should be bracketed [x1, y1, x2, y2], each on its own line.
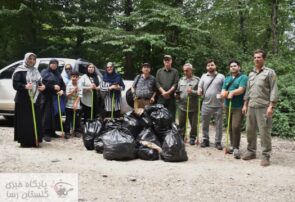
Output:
[272, 73, 295, 138]
[0, 0, 294, 138]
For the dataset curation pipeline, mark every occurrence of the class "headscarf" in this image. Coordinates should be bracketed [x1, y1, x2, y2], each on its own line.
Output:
[102, 62, 125, 101]
[86, 65, 99, 86]
[102, 63, 125, 89]
[12, 52, 42, 102]
[41, 59, 62, 83]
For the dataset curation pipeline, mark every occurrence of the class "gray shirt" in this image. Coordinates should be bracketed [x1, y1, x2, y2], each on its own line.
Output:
[198, 72, 225, 107]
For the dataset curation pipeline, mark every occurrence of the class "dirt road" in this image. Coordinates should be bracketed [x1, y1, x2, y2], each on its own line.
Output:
[0, 119, 295, 202]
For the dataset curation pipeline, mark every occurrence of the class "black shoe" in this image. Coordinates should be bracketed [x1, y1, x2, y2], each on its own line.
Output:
[215, 143, 223, 150]
[43, 136, 51, 142]
[200, 140, 209, 148]
[74, 132, 82, 138]
[189, 138, 196, 146]
[51, 133, 60, 138]
[64, 133, 71, 139]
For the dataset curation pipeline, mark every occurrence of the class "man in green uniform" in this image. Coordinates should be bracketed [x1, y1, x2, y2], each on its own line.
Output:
[175, 63, 200, 145]
[242, 49, 279, 167]
[156, 55, 179, 121]
[221, 59, 248, 159]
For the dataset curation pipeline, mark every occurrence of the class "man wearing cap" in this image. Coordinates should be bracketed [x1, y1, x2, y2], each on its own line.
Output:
[242, 49, 279, 167]
[132, 63, 157, 113]
[156, 55, 179, 121]
[175, 63, 200, 145]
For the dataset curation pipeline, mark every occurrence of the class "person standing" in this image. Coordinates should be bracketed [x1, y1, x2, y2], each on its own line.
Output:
[12, 52, 46, 147]
[242, 49, 279, 166]
[40, 59, 66, 142]
[100, 62, 125, 119]
[221, 60, 248, 159]
[198, 59, 225, 150]
[175, 63, 200, 145]
[132, 63, 157, 114]
[80, 64, 100, 122]
[64, 71, 83, 139]
[156, 55, 179, 121]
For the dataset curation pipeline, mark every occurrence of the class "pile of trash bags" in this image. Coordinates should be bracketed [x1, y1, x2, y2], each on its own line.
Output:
[82, 104, 188, 162]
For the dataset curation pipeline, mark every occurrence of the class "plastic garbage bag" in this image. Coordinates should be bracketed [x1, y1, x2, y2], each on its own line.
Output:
[161, 124, 188, 162]
[94, 136, 104, 153]
[83, 119, 102, 150]
[102, 126, 136, 161]
[136, 128, 161, 160]
[122, 111, 143, 138]
[144, 104, 172, 139]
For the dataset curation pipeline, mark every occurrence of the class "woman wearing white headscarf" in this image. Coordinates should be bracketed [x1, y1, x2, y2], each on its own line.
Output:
[12, 52, 46, 147]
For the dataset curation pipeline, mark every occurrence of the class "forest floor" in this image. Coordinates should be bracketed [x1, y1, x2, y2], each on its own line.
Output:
[0, 117, 295, 202]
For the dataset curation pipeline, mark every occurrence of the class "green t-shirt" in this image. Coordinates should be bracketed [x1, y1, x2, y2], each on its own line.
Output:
[222, 74, 248, 109]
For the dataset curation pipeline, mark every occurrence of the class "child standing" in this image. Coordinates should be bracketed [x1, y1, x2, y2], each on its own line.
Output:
[65, 71, 82, 139]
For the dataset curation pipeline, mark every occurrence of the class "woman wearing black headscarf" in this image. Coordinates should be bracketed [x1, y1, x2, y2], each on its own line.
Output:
[40, 59, 66, 142]
[80, 63, 100, 122]
[12, 52, 46, 147]
[100, 62, 125, 118]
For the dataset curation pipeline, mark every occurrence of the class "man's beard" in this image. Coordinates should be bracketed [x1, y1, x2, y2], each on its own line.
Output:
[208, 68, 215, 73]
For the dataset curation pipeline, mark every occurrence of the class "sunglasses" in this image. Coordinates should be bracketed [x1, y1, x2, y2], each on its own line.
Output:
[65, 68, 71, 71]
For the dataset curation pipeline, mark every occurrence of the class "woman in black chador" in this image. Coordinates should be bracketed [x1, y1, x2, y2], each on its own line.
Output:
[40, 59, 66, 142]
[12, 52, 46, 147]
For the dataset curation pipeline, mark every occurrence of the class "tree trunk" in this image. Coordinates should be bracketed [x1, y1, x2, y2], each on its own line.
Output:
[238, 0, 247, 53]
[123, 0, 134, 79]
[271, 0, 279, 54]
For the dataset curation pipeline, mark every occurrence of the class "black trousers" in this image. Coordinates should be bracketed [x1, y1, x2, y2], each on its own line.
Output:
[65, 108, 81, 133]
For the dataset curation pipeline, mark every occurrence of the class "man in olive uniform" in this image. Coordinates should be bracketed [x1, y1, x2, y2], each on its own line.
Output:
[242, 49, 279, 167]
[156, 55, 179, 121]
[175, 63, 200, 145]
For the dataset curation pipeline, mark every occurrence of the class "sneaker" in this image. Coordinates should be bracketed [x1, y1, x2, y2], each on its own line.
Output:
[43, 136, 51, 142]
[189, 138, 196, 146]
[215, 143, 223, 150]
[233, 149, 240, 159]
[260, 158, 270, 167]
[242, 152, 256, 160]
[200, 140, 209, 148]
[228, 146, 234, 154]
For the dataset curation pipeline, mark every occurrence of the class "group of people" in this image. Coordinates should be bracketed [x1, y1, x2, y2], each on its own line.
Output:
[129, 51, 278, 167]
[13, 49, 278, 167]
[13, 53, 124, 145]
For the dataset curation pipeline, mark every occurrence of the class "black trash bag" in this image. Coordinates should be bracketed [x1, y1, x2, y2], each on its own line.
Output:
[136, 128, 161, 146]
[101, 118, 123, 134]
[136, 128, 161, 160]
[137, 145, 159, 161]
[145, 104, 173, 137]
[102, 127, 136, 161]
[83, 119, 103, 150]
[161, 124, 188, 162]
[122, 111, 143, 138]
[94, 136, 104, 153]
